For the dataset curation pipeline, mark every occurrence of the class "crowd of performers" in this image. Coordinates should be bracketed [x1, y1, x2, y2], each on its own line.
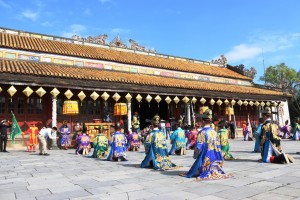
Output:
[9, 106, 300, 180]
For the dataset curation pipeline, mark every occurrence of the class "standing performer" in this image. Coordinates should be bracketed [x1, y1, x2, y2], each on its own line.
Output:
[260, 107, 294, 164]
[132, 116, 140, 134]
[73, 122, 82, 148]
[141, 122, 177, 170]
[218, 120, 234, 160]
[23, 122, 39, 152]
[169, 123, 187, 155]
[60, 120, 71, 150]
[0, 120, 11, 153]
[165, 120, 171, 139]
[292, 118, 300, 140]
[253, 118, 264, 152]
[281, 120, 291, 139]
[229, 121, 236, 139]
[180, 108, 232, 180]
[243, 122, 252, 141]
[153, 114, 160, 124]
[107, 123, 127, 161]
[92, 126, 109, 158]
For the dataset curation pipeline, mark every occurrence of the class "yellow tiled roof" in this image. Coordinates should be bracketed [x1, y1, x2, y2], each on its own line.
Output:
[0, 59, 284, 96]
[0, 32, 252, 81]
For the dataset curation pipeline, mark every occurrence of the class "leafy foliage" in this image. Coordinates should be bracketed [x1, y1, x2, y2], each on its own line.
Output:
[259, 63, 299, 90]
[260, 63, 300, 117]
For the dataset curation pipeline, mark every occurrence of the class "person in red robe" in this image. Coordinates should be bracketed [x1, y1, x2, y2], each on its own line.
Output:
[23, 122, 39, 152]
[186, 126, 198, 149]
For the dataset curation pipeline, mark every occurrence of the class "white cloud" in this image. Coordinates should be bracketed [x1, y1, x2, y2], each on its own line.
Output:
[223, 32, 300, 63]
[21, 10, 39, 21]
[0, 0, 10, 8]
[61, 24, 87, 38]
[225, 44, 261, 62]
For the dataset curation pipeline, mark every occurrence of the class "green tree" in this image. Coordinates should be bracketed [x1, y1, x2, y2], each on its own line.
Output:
[260, 63, 300, 116]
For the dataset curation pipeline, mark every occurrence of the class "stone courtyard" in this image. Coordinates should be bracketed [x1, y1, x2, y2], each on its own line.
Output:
[1, 138, 300, 200]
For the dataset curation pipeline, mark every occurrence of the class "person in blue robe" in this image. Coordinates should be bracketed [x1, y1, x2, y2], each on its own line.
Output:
[180, 108, 232, 180]
[141, 122, 177, 171]
[253, 118, 263, 152]
[260, 107, 294, 164]
[292, 118, 300, 140]
[169, 123, 187, 155]
[107, 123, 127, 161]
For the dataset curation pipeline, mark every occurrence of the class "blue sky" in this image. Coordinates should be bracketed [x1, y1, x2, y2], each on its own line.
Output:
[1, 0, 299, 83]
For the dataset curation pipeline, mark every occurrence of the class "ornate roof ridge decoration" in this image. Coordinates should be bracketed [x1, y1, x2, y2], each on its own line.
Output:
[72, 34, 108, 45]
[109, 36, 127, 48]
[211, 55, 227, 67]
[0, 26, 215, 67]
[227, 64, 257, 79]
[129, 39, 156, 53]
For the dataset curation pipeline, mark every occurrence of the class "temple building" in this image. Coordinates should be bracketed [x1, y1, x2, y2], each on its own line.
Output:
[0, 27, 291, 141]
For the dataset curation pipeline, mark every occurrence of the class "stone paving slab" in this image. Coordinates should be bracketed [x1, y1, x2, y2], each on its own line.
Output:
[1, 139, 300, 199]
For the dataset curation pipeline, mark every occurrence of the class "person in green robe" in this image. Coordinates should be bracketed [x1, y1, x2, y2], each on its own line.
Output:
[218, 120, 235, 160]
[92, 126, 109, 158]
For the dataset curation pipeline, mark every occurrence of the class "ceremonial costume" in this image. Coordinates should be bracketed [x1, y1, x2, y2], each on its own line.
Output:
[73, 122, 82, 148]
[182, 109, 231, 180]
[76, 133, 91, 155]
[253, 120, 263, 152]
[23, 122, 39, 152]
[281, 122, 291, 139]
[218, 125, 234, 160]
[186, 128, 198, 149]
[59, 121, 71, 149]
[243, 124, 252, 141]
[92, 127, 109, 158]
[260, 107, 293, 164]
[169, 126, 187, 155]
[127, 130, 140, 151]
[107, 125, 127, 161]
[132, 115, 140, 133]
[141, 126, 177, 170]
[292, 120, 300, 140]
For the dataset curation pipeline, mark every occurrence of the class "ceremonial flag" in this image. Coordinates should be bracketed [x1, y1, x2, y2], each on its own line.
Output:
[10, 112, 22, 144]
[247, 115, 252, 137]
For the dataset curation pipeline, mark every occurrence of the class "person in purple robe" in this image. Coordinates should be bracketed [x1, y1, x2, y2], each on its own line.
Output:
[127, 128, 140, 151]
[75, 133, 90, 155]
[281, 120, 291, 139]
[59, 120, 71, 150]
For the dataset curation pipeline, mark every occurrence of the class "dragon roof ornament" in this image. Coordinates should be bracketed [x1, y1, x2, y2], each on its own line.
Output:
[211, 55, 227, 67]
